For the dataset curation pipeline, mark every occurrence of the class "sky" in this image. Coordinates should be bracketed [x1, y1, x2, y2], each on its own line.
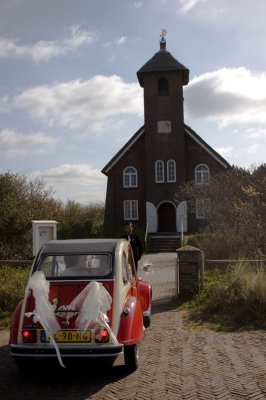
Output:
[0, 0, 266, 204]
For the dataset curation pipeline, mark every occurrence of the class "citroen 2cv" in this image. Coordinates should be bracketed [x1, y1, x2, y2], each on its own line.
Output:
[10, 239, 152, 372]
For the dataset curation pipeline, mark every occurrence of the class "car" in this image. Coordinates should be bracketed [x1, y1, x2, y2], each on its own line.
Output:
[9, 238, 152, 372]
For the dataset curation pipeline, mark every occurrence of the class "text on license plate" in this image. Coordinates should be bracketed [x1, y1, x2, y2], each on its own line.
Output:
[44, 330, 91, 343]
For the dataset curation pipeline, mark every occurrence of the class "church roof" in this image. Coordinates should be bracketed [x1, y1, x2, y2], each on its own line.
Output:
[101, 124, 231, 175]
[137, 42, 189, 87]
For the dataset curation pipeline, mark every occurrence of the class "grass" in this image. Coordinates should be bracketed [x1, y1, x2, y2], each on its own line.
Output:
[0, 265, 30, 330]
[178, 262, 266, 331]
[1, 262, 266, 332]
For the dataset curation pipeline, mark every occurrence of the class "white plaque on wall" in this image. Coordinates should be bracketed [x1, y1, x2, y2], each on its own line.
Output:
[157, 120, 171, 133]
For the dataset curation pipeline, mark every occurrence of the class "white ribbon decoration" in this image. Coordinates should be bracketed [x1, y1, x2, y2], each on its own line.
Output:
[25, 272, 118, 368]
[69, 280, 118, 344]
[25, 271, 65, 367]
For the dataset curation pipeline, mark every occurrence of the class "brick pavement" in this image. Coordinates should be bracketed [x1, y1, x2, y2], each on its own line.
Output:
[1, 253, 266, 399]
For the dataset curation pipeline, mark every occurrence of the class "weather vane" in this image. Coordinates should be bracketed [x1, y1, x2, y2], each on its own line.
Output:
[160, 29, 167, 42]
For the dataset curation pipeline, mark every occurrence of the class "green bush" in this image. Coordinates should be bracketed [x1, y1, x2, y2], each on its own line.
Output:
[0, 266, 30, 329]
[189, 262, 266, 330]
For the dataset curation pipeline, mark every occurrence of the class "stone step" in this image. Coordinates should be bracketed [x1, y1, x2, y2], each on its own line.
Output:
[148, 235, 181, 253]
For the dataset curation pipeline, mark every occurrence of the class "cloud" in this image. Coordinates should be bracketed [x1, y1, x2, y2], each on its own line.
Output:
[178, 0, 207, 14]
[184, 67, 266, 126]
[0, 96, 9, 112]
[14, 75, 143, 130]
[177, 0, 266, 32]
[0, 129, 58, 158]
[133, 2, 143, 9]
[246, 144, 258, 155]
[31, 164, 107, 203]
[103, 36, 127, 48]
[245, 126, 266, 139]
[214, 146, 233, 157]
[0, 25, 98, 62]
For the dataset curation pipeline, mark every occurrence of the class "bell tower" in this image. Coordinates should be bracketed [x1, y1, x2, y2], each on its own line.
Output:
[137, 31, 189, 204]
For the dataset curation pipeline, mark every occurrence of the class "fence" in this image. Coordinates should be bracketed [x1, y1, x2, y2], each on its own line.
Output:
[0, 260, 33, 266]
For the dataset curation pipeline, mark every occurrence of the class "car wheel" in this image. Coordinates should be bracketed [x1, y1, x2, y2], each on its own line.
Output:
[143, 315, 151, 328]
[124, 342, 140, 372]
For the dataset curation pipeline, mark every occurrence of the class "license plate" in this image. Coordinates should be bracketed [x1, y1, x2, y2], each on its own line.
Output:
[42, 330, 91, 343]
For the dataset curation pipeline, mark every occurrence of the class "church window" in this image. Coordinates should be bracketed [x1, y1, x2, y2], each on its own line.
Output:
[195, 164, 209, 183]
[155, 160, 164, 182]
[158, 78, 169, 95]
[123, 167, 138, 188]
[196, 198, 210, 219]
[167, 160, 176, 182]
[124, 200, 138, 220]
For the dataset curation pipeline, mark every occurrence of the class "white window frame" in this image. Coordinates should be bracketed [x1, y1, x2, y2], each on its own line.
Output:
[155, 160, 164, 183]
[167, 159, 176, 182]
[123, 200, 138, 220]
[123, 166, 138, 188]
[195, 164, 209, 184]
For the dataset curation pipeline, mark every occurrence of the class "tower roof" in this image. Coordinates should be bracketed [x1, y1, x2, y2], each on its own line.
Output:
[137, 39, 189, 87]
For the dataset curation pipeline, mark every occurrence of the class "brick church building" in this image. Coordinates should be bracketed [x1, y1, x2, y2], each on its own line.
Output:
[102, 35, 230, 237]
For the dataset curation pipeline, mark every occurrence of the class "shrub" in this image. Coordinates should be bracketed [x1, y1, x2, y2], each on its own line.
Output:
[189, 262, 266, 330]
[0, 266, 30, 329]
[177, 165, 266, 259]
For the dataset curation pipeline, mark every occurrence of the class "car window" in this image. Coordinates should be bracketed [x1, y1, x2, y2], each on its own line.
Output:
[128, 248, 136, 278]
[37, 254, 112, 278]
[122, 252, 129, 285]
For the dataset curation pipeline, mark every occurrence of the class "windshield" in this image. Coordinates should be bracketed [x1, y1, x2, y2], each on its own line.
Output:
[37, 254, 113, 279]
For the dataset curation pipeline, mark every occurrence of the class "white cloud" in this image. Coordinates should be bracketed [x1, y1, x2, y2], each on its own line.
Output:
[103, 36, 127, 48]
[0, 25, 98, 62]
[14, 75, 143, 129]
[214, 146, 233, 157]
[184, 67, 266, 126]
[245, 126, 266, 139]
[31, 164, 107, 203]
[246, 144, 258, 155]
[177, 0, 266, 34]
[178, 0, 207, 14]
[0, 129, 58, 158]
[133, 2, 143, 9]
[0, 96, 9, 112]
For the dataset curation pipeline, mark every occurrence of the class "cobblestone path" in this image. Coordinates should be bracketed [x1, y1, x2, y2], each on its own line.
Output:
[1, 254, 266, 399]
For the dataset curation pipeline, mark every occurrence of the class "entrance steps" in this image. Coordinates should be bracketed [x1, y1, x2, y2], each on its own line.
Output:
[147, 233, 181, 253]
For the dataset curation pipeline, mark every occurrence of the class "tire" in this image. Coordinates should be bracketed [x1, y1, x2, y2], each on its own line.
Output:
[143, 315, 151, 328]
[124, 342, 140, 372]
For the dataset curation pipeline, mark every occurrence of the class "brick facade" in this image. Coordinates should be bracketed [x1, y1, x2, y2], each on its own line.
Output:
[102, 39, 230, 234]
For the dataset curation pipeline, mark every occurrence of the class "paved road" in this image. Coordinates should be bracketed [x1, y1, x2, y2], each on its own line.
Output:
[1, 253, 266, 399]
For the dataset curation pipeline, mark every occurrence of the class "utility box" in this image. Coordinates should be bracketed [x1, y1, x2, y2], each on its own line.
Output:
[32, 220, 58, 256]
[176, 245, 202, 298]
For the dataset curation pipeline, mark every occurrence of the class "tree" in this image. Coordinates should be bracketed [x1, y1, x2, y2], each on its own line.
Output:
[0, 172, 105, 259]
[0, 172, 60, 259]
[177, 165, 266, 258]
[57, 200, 105, 239]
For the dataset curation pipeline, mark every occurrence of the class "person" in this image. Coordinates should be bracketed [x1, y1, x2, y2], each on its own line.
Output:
[121, 222, 143, 271]
[61, 255, 88, 276]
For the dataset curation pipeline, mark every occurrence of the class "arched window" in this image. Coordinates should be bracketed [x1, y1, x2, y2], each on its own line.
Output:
[167, 160, 176, 182]
[123, 167, 138, 188]
[155, 160, 164, 183]
[195, 164, 209, 183]
[158, 78, 169, 95]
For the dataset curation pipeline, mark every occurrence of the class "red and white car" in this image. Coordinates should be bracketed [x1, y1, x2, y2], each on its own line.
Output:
[10, 239, 152, 372]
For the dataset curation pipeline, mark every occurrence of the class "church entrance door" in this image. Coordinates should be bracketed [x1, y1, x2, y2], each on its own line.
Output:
[158, 202, 176, 232]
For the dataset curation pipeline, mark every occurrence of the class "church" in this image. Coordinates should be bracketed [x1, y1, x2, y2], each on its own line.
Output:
[101, 33, 230, 237]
